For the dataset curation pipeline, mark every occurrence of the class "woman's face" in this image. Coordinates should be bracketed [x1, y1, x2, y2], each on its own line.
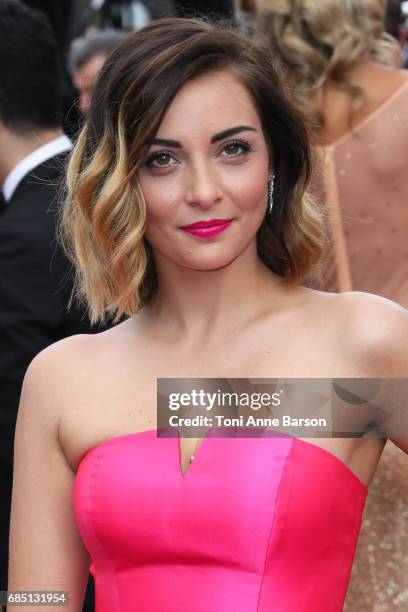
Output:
[138, 69, 271, 271]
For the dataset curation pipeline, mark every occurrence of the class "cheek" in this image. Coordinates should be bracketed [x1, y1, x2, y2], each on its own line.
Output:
[141, 179, 177, 219]
[141, 182, 180, 245]
[226, 166, 268, 210]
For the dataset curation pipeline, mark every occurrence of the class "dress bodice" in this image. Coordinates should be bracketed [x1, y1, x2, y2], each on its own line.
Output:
[73, 428, 367, 611]
[312, 77, 408, 306]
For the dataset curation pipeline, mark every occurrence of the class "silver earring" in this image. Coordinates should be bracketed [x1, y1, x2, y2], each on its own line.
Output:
[268, 173, 275, 215]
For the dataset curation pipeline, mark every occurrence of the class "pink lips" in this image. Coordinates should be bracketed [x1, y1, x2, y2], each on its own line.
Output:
[181, 219, 233, 238]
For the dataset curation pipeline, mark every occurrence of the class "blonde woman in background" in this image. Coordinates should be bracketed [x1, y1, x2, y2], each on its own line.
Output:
[242, 0, 408, 609]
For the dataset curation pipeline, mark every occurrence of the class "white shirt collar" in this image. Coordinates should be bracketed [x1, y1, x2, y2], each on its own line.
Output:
[2, 134, 72, 202]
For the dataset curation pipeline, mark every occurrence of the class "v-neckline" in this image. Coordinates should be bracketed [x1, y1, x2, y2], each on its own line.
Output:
[74, 426, 212, 477]
[177, 426, 212, 477]
[75, 428, 368, 491]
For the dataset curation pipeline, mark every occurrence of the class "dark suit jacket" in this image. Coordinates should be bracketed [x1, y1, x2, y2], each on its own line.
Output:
[0, 152, 101, 593]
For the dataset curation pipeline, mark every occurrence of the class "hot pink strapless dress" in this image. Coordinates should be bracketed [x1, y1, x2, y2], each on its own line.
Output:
[72, 427, 368, 611]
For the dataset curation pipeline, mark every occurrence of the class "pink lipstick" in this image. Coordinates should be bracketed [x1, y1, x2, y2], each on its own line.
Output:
[180, 218, 233, 238]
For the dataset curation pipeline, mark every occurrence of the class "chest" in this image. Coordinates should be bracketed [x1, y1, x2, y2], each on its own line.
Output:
[61, 331, 385, 488]
[72, 431, 368, 612]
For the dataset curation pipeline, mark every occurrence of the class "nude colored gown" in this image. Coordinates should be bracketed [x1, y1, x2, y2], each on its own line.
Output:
[311, 78, 408, 611]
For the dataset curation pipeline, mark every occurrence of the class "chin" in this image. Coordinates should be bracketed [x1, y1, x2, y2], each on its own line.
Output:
[178, 251, 238, 271]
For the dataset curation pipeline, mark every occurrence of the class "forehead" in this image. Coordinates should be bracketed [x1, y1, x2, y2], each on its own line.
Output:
[156, 70, 262, 137]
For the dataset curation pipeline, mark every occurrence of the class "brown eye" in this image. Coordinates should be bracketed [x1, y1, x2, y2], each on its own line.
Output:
[223, 140, 251, 157]
[154, 153, 172, 166]
[144, 151, 175, 168]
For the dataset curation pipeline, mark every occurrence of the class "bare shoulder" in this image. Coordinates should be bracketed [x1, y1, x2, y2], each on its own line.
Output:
[396, 68, 408, 82]
[22, 319, 133, 423]
[26, 316, 134, 374]
[314, 290, 408, 376]
[25, 330, 106, 387]
[367, 63, 408, 86]
[389, 66, 408, 84]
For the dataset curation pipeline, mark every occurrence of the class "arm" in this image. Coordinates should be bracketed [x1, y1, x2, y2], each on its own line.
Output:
[344, 292, 408, 454]
[8, 343, 90, 611]
[368, 298, 408, 454]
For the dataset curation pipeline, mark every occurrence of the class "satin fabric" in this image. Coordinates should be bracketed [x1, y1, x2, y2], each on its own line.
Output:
[73, 428, 367, 611]
[308, 76, 408, 610]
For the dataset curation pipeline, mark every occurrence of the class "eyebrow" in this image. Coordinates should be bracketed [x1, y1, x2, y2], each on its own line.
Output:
[146, 125, 257, 148]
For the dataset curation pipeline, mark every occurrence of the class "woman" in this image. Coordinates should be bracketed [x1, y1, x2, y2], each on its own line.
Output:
[249, 0, 408, 609]
[250, 0, 408, 301]
[8, 17, 408, 612]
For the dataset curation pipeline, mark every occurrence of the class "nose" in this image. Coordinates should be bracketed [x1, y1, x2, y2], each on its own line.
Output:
[184, 162, 223, 210]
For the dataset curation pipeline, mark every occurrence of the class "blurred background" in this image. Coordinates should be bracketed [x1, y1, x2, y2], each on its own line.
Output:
[2, 1, 408, 611]
[20, 0, 408, 141]
[22, 0, 236, 138]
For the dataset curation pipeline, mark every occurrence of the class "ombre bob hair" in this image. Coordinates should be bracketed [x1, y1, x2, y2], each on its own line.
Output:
[62, 17, 325, 325]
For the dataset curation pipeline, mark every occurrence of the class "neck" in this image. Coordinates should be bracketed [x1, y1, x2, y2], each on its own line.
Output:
[139, 240, 298, 346]
[0, 126, 63, 187]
